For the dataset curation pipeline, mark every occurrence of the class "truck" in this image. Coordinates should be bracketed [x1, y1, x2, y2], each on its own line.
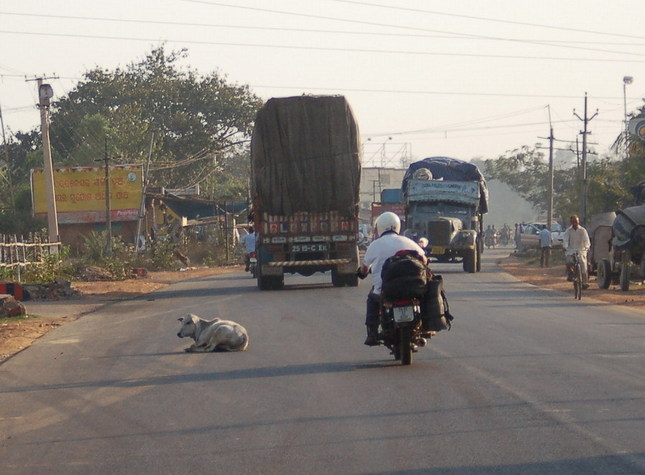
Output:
[402, 156, 489, 273]
[250, 95, 362, 290]
[596, 181, 645, 291]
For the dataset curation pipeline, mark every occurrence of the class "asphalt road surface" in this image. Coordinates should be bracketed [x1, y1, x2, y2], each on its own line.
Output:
[1, 249, 644, 474]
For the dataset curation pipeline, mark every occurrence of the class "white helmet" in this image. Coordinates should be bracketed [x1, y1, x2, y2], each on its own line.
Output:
[375, 211, 401, 235]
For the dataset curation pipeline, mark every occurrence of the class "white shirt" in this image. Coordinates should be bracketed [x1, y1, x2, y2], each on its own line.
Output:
[563, 225, 590, 256]
[363, 232, 426, 294]
[243, 232, 257, 253]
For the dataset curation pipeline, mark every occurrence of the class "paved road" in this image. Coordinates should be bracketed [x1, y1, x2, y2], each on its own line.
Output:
[1, 249, 644, 474]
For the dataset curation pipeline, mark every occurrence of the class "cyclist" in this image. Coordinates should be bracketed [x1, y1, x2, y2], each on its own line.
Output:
[563, 215, 591, 289]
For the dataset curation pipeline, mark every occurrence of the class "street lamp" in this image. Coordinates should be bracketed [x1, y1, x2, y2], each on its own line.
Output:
[623, 76, 633, 159]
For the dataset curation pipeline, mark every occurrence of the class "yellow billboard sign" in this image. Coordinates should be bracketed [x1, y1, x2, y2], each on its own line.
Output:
[31, 165, 143, 223]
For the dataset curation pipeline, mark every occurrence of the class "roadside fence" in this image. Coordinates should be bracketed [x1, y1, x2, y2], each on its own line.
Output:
[0, 234, 61, 281]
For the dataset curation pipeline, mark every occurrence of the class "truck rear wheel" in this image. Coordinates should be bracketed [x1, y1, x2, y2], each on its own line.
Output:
[620, 251, 630, 291]
[258, 274, 271, 290]
[258, 274, 284, 290]
[597, 259, 611, 289]
[331, 269, 345, 287]
[345, 273, 359, 287]
[475, 246, 482, 272]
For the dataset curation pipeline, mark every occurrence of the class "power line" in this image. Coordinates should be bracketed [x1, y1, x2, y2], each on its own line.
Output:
[5, 30, 643, 63]
[2, 10, 643, 58]
[179, 0, 645, 58]
[248, 84, 631, 100]
[329, 0, 645, 41]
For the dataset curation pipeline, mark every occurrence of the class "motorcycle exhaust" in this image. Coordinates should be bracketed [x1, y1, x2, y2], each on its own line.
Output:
[414, 337, 427, 347]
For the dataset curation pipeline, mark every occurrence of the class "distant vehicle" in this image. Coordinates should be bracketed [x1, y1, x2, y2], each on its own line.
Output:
[402, 157, 488, 273]
[250, 95, 361, 290]
[518, 222, 564, 251]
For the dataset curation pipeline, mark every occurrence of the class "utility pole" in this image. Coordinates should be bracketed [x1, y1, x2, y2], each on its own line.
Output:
[135, 133, 154, 251]
[623, 76, 633, 161]
[29, 76, 60, 243]
[537, 128, 554, 230]
[103, 138, 112, 256]
[573, 93, 598, 227]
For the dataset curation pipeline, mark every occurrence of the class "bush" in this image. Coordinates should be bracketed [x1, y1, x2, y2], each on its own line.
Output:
[22, 245, 75, 283]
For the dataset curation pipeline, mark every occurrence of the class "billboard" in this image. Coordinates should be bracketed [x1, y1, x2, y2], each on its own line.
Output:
[31, 164, 143, 224]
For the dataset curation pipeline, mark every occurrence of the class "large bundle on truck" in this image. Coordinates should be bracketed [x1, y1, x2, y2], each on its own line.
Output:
[250, 95, 362, 290]
[251, 95, 360, 216]
[402, 156, 489, 213]
[402, 156, 488, 273]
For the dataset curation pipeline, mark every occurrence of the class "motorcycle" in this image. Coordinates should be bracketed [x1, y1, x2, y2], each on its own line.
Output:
[379, 297, 429, 365]
[376, 251, 453, 366]
[248, 252, 257, 278]
[485, 232, 498, 249]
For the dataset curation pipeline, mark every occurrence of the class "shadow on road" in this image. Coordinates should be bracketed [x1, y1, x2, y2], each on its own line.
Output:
[1, 359, 437, 394]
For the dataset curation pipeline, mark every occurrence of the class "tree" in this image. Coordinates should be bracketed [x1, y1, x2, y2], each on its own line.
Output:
[484, 146, 551, 213]
[48, 45, 262, 198]
[0, 130, 48, 234]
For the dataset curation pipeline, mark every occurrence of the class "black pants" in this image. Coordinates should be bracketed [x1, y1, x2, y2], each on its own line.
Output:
[365, 291, 380, 327]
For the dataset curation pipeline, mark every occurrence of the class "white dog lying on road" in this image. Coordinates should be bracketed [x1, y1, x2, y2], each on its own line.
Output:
[177, 314, 249, 352]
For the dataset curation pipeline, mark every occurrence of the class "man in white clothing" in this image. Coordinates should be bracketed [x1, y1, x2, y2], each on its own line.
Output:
[242, 227, 257, 271]
[563, 215, 591, 289]
[358, 212, 427, 346]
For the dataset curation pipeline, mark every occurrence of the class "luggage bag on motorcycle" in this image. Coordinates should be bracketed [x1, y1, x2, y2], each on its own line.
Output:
[421, 274, 453, 332]
[381, 250, 428, 301]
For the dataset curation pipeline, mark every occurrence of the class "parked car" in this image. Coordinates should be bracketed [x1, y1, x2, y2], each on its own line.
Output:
[518, 222, 564, 251]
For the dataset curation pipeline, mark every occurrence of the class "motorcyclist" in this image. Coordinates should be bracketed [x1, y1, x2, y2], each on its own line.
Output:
[563, 215, 591, 289]
[242, 226, 257, 272]
[417, 237, 429, 255]
[357, 212, 427, 346]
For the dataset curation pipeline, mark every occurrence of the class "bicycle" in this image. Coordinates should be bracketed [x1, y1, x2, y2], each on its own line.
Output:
[570, 252, 584, 300]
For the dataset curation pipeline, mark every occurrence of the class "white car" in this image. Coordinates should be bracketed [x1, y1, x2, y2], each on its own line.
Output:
[518, 222, 564, 250]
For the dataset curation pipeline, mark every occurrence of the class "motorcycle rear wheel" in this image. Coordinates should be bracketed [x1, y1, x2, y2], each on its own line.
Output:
[399, 326, 412, 365]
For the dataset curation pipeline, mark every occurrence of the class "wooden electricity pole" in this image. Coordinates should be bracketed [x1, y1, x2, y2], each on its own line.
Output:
[573, 93, 598, 227]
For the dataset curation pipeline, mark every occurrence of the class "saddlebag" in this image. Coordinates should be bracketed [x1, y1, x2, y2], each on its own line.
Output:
[381, 250, 428, 301]
[421, 274, 453, 332]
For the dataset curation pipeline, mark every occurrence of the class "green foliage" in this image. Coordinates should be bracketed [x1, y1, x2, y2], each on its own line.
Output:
[78, 231, 140, 280]
[0, 211, 47, 235]
[484, 141, 645, 223]
[150, 236, 178, 270]
[80, 230, 110, 262]
[22, 245, 74, 284]
[47, 44, 262, 198]
[0, 266, 14, 281]
[484, 145, 551, 212]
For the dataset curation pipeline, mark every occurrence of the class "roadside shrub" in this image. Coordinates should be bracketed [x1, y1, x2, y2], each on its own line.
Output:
[22, 245, 75, 283]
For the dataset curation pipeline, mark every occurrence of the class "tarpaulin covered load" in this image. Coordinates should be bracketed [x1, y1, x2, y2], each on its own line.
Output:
[612, 204, 645, 250]
[251, 95, 361, 217]
[402, 156, 489, 213]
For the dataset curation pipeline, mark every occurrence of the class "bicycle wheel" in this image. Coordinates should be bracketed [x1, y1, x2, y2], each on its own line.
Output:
[574, 261, 583, 300]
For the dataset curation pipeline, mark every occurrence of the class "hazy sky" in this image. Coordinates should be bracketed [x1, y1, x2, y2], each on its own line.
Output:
[1, 0, 644, 167]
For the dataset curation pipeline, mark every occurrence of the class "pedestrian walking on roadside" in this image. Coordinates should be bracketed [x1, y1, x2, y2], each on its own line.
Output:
[539, 226, 552, 268]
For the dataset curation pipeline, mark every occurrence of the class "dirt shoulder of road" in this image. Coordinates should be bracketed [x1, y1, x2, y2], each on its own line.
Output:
[0, 265, 240, 363]
[497, 252, 645, 306]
